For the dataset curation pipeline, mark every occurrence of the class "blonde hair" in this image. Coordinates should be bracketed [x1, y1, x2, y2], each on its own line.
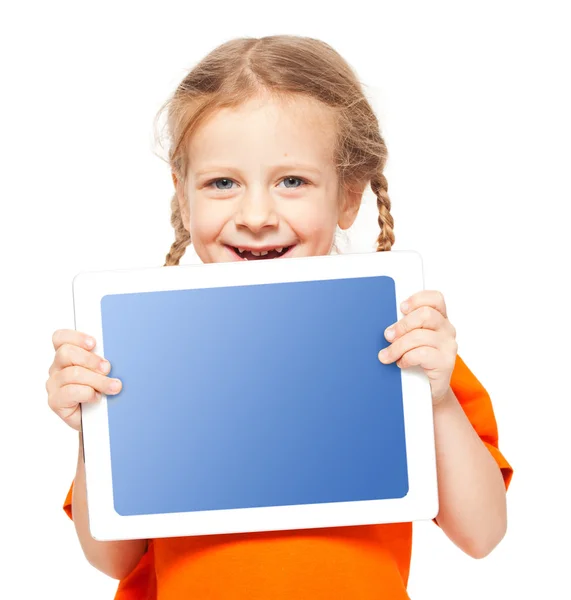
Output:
[154, 35, 395, 266]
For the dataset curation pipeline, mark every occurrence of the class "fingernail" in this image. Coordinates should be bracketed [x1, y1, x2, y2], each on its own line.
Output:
[400, 301, 409, 313]
[109, 379, 121, 393]
[379, 348, 389, 362]
[100, 360, 110, 374]
[86, 337, 95, 348]
[385, 327, 395, 341]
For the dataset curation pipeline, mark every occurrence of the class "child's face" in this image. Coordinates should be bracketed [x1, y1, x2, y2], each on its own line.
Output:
[174, 94, 362, 263]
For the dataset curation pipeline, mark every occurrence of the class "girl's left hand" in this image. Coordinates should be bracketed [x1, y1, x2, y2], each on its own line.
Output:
[378, 290, 458, 405]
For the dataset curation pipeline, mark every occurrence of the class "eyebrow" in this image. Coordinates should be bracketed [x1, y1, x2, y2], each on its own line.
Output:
[274, 163, 323, 176]
[193, 166, 240, 179]
[193, 163, 324, 178]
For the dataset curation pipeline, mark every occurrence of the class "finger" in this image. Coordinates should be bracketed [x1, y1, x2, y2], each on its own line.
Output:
[56, 402, 83, 432]
[385, 305, 449, 342]
[395, 345, 457, 374]
[50, 342, 110, 377]
[52, 329, 96, 352]
[379, 329, 446, 364]
[48, 382, 102, 413]
[400, 290, 448, 319]
[55, 365, 122, 397]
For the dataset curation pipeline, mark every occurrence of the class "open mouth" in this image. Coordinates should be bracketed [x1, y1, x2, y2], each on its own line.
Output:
[227, 245, 295, 260]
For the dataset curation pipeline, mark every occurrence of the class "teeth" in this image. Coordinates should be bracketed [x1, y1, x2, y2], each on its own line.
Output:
[235, 246, 289, 257]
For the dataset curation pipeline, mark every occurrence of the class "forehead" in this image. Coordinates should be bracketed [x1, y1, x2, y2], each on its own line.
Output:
[187, 94, 338, 168]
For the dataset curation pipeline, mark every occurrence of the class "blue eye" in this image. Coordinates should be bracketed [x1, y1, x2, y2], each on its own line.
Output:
[213, 178, 235, 190]
[279, 177, 305, 189]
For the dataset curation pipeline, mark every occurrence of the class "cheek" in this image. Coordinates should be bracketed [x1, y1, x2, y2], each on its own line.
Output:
[285, 196, 339, 243]
[188, 198, 228, 243]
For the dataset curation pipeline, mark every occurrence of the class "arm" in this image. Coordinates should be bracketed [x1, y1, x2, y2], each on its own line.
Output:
[71, 432, 148, 580]
[379, 292, 511, 558]
[433, 386, 507, 558]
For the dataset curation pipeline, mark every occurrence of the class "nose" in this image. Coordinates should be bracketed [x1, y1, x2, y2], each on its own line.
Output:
[234, 186, 279, 232]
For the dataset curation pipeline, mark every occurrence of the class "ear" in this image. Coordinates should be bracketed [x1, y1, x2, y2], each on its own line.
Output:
[337, 182, 366, 230]
[172, 172, 191, 233]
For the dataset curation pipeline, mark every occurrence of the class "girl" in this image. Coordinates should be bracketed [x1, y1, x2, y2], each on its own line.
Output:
[46, 35, 512, 599]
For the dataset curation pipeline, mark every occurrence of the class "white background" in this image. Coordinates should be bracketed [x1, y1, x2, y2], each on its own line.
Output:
[1, 1, 569, 598]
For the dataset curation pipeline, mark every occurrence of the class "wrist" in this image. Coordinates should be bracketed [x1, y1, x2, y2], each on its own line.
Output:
[433, 386, 456, 411]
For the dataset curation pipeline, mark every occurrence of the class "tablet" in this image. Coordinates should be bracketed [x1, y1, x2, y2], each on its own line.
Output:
[73, 250, 438, 541]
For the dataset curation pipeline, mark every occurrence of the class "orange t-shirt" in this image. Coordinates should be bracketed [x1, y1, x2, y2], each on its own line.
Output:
[63, 354, 513, 599]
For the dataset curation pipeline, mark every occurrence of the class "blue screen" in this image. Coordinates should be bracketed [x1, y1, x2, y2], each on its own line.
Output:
[100, 275, 408, 516]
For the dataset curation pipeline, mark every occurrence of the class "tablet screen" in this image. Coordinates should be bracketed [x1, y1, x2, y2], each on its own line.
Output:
[101, 275, 408, 517]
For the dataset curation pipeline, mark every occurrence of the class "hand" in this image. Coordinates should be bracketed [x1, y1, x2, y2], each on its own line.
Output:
[377, 290, 458, 405]
[46, 329, 123, 430]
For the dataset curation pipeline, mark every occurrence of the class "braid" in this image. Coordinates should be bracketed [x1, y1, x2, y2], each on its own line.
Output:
[370, 173, 395, 252]
[164, 193, 191, 266]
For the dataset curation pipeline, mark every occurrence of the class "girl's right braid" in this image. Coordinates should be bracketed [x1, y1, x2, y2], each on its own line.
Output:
[370, 172, 395, 252]
[164, 193, 191, 266]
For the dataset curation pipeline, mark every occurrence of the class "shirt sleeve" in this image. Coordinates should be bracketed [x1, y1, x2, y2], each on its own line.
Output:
[63, 480, 74, 520]
[450, 353, 513, 489]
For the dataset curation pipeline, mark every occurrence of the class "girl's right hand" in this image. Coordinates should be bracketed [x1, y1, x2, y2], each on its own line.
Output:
[46, 329, 122, 431]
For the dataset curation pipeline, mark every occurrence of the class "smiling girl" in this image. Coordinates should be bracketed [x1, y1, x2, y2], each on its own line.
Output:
[46, 35, 512, 599]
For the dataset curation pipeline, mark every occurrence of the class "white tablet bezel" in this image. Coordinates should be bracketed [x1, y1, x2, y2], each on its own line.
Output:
[73, 250, 438, 541]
